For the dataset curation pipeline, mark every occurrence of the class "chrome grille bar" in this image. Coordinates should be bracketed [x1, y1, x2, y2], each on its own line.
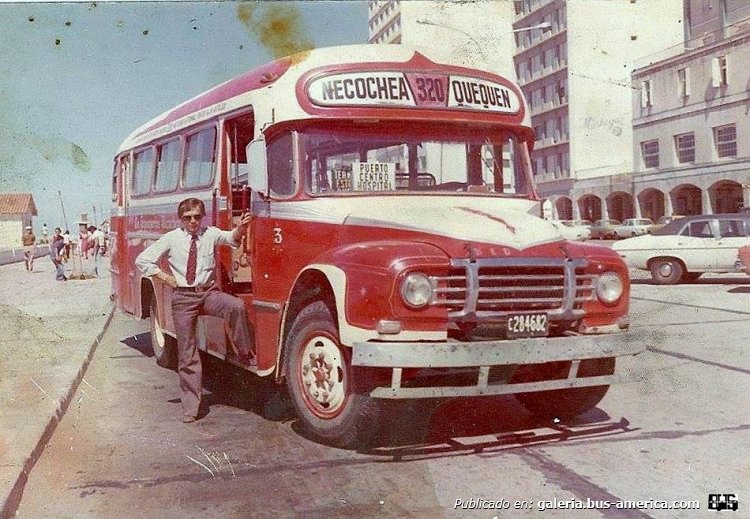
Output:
[429, 257, 591, 321]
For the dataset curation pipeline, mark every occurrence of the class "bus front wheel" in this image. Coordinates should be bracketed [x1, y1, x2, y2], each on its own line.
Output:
[284, 301, 379, 449]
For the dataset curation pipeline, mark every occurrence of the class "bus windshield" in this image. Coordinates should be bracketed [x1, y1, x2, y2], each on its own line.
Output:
[300, 127, 533, 197]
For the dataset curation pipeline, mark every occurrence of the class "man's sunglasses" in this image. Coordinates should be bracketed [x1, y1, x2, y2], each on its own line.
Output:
[181, 214, 204, 222]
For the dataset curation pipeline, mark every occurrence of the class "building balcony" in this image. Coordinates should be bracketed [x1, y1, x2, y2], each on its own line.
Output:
[529, 99, 568, 118]
[533, 136, 569, 151]
[518, 64, 567, 89]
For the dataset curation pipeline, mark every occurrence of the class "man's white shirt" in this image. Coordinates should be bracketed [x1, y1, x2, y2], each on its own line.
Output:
[135, 226, 237, 287]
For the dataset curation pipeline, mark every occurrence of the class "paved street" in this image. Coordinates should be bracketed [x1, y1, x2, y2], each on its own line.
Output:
[14, 273, 750, 518]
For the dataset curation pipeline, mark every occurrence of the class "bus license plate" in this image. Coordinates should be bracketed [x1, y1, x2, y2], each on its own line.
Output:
[506, 313, 549, 338]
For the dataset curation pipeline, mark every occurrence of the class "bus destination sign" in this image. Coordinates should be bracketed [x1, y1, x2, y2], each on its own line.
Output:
[306, 71, 520, 114]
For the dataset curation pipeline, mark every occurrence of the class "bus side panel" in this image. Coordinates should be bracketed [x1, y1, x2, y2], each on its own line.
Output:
[109, 213, 131, 312]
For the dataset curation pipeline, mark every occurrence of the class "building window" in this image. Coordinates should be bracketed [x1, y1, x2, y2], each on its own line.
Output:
[641, 140, 659, 168]
[677, 68, 690, 97]
[675, 132, 695, 163]
[714, 124, 737, 158]
[557, 80, 566, 103]
[712, 56, 728, 87]
[640, 80, 653, 107]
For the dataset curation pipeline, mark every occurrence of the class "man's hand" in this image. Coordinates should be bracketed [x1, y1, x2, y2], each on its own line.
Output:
[237, 212, 251, 232]
[233, 212, 252, 243]
[156, 272, 178, 288]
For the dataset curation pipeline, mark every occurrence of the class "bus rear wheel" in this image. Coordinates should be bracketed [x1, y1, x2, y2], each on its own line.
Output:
[149, 297, 177, 370]
[512, 358, 615, 420]
[284, 301, 379, 449]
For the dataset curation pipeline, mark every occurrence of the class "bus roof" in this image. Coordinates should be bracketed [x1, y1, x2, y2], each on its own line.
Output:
[117, 44, 531, 153]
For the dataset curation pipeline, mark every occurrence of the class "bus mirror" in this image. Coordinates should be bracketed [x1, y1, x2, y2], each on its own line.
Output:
[246, 137, 268, 195]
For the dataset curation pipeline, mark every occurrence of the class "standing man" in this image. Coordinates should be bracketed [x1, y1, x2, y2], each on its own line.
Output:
[22, 226, 36, 272]
[50, 228, 67, 281]
[41, 223, 49, 244]
[135, 198, 254, 423]
[62, 230, 71, 262]
[89, 225, 105, 276]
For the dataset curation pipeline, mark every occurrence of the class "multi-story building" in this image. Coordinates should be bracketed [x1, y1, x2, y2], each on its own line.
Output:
[368, 0, 402, 45]
[629, 0, 750, 219]
[513, 0, 683, 220]
[368, 1, 515, 74]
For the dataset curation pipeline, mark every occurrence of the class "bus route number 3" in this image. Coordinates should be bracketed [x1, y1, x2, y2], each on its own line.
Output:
[273, 227, 283, 244]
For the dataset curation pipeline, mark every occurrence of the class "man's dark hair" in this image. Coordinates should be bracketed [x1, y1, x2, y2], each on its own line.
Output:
[177, 198, 206, 218]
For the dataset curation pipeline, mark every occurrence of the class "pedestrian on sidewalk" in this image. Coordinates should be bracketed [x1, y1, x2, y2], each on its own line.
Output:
[135, 197, 253, 423]
[62, 230, 71, 262]
[79, 227, 90, 260]
[89, 225, 105, 275]
[50, 228, 67, 281]
[22, 226, 36, 272]
[41, 223, 49, 244]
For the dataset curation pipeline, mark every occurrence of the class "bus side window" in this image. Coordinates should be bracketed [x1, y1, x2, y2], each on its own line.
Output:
[268, 132, 296, 198]
[132, 148, 155, 196]
[184, 127, 217, 188]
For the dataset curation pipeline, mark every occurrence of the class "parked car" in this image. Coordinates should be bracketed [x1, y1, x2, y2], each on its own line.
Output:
[613, 218, 654, 238]
[612, 214, 750, 284]
[590, 219, 620, 239]
[649, 215, 684, 233]
[550, 219, 591, 241]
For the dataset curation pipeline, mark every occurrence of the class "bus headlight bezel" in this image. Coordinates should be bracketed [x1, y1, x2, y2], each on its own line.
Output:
[595, 271, 624, 306]
[400, 272, 433, 309]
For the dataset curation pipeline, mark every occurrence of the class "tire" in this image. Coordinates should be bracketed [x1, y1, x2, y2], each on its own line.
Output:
[513, 357, 615, 420]
[683, 272, 702, 283]
[284, 301, 379, 449]
[149, 297, 177, 370]
[649, 257, 684, 285]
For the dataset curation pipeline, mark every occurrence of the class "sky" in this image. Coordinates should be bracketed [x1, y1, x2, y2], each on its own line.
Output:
[0, 1, 368, 231]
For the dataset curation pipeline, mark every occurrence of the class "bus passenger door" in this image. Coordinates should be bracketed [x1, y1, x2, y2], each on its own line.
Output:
[225, 114, 255, 292]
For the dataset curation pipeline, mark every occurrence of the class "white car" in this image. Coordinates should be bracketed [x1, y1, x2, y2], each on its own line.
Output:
[612, 214, 750, 284]
[550, 219, 591, 241]
[613, 218, 654, 238]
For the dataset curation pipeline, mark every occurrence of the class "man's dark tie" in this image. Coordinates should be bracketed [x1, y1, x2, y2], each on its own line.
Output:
[186, 234, 198, 285]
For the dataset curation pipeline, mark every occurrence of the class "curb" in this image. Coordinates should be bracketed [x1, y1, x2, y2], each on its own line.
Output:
[0, 305, 117, 519]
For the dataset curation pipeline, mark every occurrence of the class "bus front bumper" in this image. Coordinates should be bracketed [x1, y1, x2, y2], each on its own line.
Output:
[351, 332, 644, 399]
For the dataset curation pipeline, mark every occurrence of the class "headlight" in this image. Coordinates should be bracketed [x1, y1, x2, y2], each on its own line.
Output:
[400, 272, 433, 308]
[595, 271, 623, 305]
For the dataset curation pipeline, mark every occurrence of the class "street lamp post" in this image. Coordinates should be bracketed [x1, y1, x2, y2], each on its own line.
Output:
[512, 21, 553, 34]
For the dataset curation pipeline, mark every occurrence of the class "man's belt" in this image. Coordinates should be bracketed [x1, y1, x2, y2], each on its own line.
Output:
[174, 282, 214, 293]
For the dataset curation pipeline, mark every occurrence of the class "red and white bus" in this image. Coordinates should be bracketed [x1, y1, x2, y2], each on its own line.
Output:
[111, 45, 639, 448]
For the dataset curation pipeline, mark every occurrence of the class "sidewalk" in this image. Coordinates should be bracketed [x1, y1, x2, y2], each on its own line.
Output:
[0, 253, 114, 518]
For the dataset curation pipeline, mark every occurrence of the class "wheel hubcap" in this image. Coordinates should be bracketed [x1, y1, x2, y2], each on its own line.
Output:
[299, 335, 346, 416]
[658, 263, 673, 277]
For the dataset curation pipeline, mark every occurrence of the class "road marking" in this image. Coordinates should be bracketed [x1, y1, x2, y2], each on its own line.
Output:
[647, 346, 750, 375]
[632, 296, 750, 316]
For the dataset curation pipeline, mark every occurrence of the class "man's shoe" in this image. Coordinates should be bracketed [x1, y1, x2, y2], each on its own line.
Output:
[182, 415, 197, 423]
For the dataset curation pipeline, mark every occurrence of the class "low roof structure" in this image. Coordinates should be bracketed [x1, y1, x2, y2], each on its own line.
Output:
[0, 193, 37, 216]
